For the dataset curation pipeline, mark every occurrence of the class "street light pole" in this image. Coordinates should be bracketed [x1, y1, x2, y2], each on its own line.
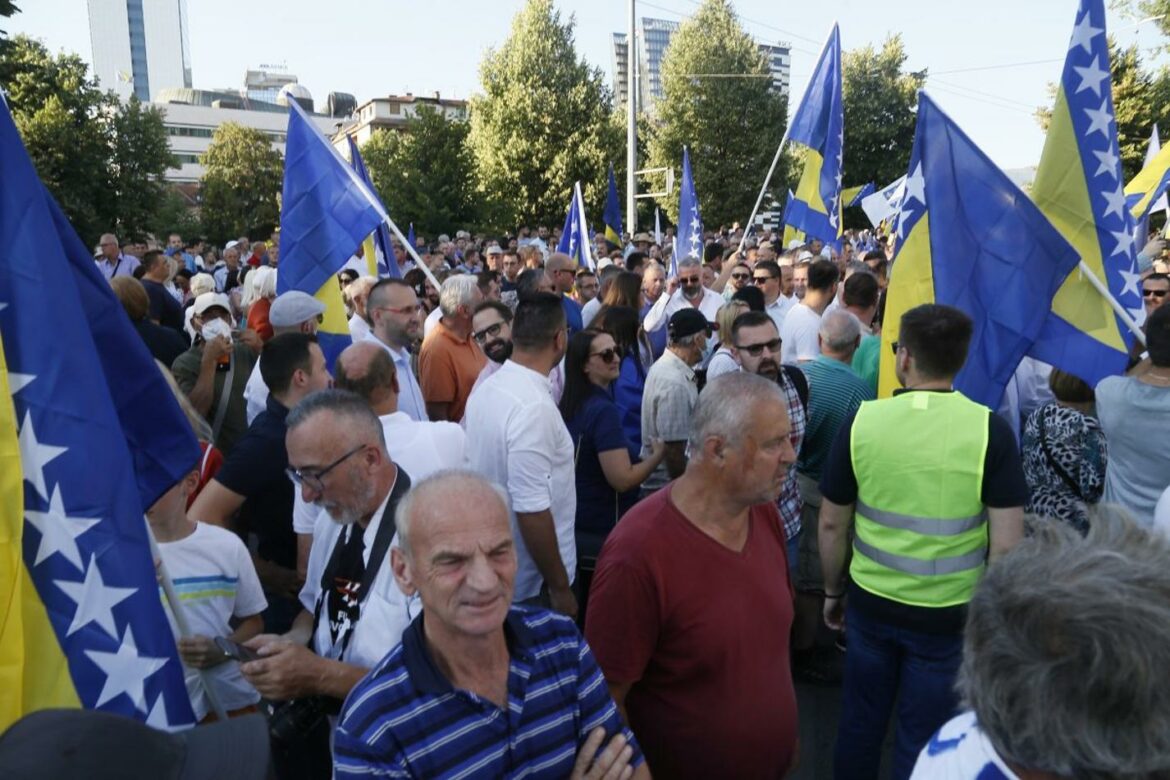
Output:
[626, 0, 637, 238]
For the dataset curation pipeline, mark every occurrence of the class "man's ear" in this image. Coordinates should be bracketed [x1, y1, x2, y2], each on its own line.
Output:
[391, 547, 417, 597]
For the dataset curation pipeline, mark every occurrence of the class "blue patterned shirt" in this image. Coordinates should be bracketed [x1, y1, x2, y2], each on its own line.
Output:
[333, 606, 641, 779]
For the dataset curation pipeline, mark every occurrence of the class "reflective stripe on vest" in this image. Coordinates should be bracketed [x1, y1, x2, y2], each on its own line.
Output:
[849, 391, 990, 608]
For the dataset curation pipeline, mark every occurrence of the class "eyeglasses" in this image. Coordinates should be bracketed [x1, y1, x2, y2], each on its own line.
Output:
[731, 272, 750, 280]
[1143, 288, 1169, 299]
[374, 303, 423, 316]
[752, 275, 775, 285]
[591, 347, 620, 363]
[678, 275, 701, 285]
[472, 321, 505, 343]
[286, 444, 365, 493]
[735, 338, 781, 357]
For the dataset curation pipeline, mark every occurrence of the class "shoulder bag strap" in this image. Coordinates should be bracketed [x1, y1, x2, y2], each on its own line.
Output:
[209, 349, 235, 444]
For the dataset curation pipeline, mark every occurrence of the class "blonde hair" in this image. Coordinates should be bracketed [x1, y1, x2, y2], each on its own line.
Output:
[716, 300, 749, 347]
[189, 273, 216, 298]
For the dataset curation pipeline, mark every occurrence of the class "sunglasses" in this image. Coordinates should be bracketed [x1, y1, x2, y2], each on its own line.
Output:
[731, 272, 750, 280]
[679, 275, 701, 285]
[1143, 288, 1169, 299]
[752, 275, 775, 285]
[736, 338, 781, 357]
[890, 340, 901, 355]
[591, 347, 620, 363]
[473, 321, 505, 343]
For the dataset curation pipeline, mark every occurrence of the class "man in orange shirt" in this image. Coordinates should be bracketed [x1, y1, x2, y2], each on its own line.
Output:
[419, 274, 486, 422]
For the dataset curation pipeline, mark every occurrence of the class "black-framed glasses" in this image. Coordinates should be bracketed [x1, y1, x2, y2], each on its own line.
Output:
[286, 444, 365, 493]
[1143, 288, 1169, 299]
[473, 321, 505, 343]
[752, 275, 775, 285]
[736, 338, 781, 357]
[591, 347, 620, 363]
[890, 341, 901, 355]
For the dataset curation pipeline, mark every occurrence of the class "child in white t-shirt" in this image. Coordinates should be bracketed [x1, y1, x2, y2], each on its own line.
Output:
[147, 466, 267, 721]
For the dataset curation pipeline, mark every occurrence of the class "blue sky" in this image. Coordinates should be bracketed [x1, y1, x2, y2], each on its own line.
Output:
[12, 0, 1169, 171]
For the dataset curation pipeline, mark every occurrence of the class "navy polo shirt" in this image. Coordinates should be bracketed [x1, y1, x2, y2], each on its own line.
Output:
[213, 395, 295, 570]
[334, 607, 642, 779]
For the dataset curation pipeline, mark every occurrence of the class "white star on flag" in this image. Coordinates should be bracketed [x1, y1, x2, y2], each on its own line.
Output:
[1069, 11, 1103, 55]
[1084, 100, 1113, 138]
[1091, 148, 1120, 180]
[55, 556, 137, 638]
[1073, 56, 1110, 97]
[1109, 228, 1135, 258]
[1119, 264, 1143, 299]
[17, 411, 68, 503]
[1101, 185, 1126, 220]
[84, 626, 169, 712]
[7, 373, 34, 395]
[25, 485, 101, 570]
[903, 163, 926, 208]
[146, 693, 182, 732]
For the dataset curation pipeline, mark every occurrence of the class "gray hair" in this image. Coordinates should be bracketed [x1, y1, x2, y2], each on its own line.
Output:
[819, 309, 861, 353]
[688, 372, 786, 456]
[438, 274, 480, 318]
[287, 388, 386, 452]
[668, 331, 704, 348]
[189, 272, 216, 298]
[960, 505, 1170, 778]
[394, 469, 509, 555]
[677, 256, 701, 271]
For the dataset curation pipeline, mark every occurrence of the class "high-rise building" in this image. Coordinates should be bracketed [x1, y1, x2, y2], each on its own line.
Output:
[88, 0, 192, 102]
[611, 17, 790, 114]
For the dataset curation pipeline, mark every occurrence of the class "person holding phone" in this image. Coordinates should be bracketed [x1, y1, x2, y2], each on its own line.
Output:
[146, 459, 267, 723]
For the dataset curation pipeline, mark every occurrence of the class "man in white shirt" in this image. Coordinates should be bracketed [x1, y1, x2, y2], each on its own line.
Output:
[240, 390, 413, 774]
[243, 291, 326, 425]
[363, 278, 427, 422]
[779, 259, 838, 365]
[334, 341, 466, 480]
[642, 257, 722, 335]
[752, 260, 796, 333]
[464, 293, 578, 619]
[345, 276, 377, 345]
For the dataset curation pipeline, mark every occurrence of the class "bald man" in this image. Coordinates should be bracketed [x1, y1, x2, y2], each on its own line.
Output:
[546, 252, 585, 336]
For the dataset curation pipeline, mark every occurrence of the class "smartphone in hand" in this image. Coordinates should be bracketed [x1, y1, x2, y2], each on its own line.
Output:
[214, 636, 260, 663]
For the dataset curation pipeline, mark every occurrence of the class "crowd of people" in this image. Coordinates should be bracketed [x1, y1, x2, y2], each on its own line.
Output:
[19, 220, 1170, 778]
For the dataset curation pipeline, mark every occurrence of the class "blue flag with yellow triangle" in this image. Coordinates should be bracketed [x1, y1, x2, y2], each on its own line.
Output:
[603, 164, 623, 247]
[1028, 0, 1142, 385]
[878, 92, 1080, 408]
[347, 136, 400, 279]
[279, 101, 383, 368]
[784, 23, 844, 246]
[0, 97, 199, 730]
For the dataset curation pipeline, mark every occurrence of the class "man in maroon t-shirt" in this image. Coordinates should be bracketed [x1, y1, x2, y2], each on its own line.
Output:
[585, 371, 800, 779]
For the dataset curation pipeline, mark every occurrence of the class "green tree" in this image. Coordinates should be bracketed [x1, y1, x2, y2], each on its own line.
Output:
[150, 187, 202, 245]
[0, 35, 175, 244]
[359, 106, 480, 238]
[1034, 38, 1170, 181]
[199, 123, 283, 244]
[110, 97, 177, 241]
[841, 35, 924, 191]
[468, 0, 622, 230]
[648, 0, 787, 229]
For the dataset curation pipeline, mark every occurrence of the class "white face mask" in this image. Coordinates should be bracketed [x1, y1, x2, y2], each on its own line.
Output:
[200, 317, 232, 342]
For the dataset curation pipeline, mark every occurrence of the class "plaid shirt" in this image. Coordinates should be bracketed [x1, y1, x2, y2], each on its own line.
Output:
[776, 368, 806, 540]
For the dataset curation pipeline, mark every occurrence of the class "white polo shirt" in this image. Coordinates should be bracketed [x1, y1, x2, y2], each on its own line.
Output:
[765, 294, 796, 334]
[642, 286, 723, 334]
[463, 359, 576, 601]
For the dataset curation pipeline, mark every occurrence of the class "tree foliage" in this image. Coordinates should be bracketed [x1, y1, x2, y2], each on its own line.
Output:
[0, 35, 174, 245]
[841, 35, 924, 190]
[1034, 38, 1170, 181]
[468, 0, 622, 230]
[198, 122, 283, 244]
[360, 106, 480, 238]
[648, 0, 787, 229]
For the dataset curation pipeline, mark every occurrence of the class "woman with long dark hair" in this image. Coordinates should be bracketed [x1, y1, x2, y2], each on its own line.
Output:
[591, 304, 651, 450]
[559, 328, 664, 625]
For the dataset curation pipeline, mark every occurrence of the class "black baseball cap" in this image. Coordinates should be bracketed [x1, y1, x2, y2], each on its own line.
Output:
[668, 308, 714, 340]
[0, 709, 270, 780]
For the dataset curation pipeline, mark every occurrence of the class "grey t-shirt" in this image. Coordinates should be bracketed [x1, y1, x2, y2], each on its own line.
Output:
[640, 349, 699, 491]
[1095, 375, 1170, 524]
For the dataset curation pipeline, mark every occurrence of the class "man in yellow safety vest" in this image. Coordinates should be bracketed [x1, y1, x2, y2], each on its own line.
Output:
[818, 303, 1025, 780]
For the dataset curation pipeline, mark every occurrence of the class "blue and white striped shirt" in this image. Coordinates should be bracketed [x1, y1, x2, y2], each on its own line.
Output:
[333, 606, 642, 779]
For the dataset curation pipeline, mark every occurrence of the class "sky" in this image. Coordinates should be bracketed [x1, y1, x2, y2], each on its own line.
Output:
[11, 0, 1170, 172]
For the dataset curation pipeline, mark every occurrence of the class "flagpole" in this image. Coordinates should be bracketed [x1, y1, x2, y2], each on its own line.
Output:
[575, 181, 596, 270]
[737, 127, 791, 255]
[1075, 259, 1147, 347]
[626, 0, 637, 237]
[145, 521, 229, 722]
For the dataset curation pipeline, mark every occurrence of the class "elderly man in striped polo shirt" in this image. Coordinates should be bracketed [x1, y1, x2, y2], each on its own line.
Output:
[333, 470, 647, 780]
